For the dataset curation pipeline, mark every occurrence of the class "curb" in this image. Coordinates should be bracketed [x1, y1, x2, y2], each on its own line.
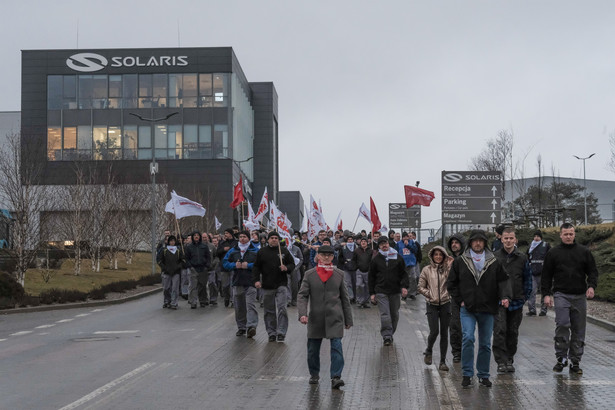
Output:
[0, 286, 162, 315]
[546, 310, 615, 333]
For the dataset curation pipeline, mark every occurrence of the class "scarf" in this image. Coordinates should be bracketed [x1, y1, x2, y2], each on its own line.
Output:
[379, 248, 399, 260]
[166, 246, 177, 254]
[469, 249, 485, 273]
[529, 240, 541, 254]
[346, 242, 355, 252]
[316, 263, 334, 282]
[238, 242, 250, 256]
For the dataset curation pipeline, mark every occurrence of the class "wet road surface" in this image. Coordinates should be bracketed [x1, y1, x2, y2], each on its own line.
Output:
[1, 293, 614, 409]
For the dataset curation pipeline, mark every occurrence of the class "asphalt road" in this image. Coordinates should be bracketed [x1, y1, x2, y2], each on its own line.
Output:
[1, 293, 614, 409]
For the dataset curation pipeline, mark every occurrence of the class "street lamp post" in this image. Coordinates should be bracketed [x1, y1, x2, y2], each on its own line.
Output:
[573, 153, 596, 225]
[129, 112, 179, 275]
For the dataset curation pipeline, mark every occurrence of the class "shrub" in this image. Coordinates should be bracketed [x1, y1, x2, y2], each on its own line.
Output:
[39, 288, 88, 304]
[89, 287, 107, 300]
[136, 274, 162, 286]
[0, 272, 24, 300]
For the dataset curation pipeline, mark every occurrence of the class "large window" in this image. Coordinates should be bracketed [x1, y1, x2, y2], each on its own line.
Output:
[47, 127, 61, 160]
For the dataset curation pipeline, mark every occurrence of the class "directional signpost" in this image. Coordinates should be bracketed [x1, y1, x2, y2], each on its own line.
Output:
[441, 171, 502, 225]
[389, 203, 421, 230]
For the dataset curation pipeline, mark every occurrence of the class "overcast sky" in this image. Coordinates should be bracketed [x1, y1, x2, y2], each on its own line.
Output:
[1, 1, 614, 234]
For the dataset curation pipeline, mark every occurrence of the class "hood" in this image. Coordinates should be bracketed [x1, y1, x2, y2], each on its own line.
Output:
[190, 231, 202, 244]
[428, 245, 449, 266]
[447, 233, 466, 254]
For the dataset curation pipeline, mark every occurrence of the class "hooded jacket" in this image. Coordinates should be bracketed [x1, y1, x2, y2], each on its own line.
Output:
[222, 242, 259, 287]
[418, 246, 451, 306]
[447, 233, 466, 258]
[396, 239, 418, 267]
[447, 245, 510, 315]
[337, 243, 357, 271]
[184, 232, 211, 273]
[157, 246, 185, 276]
[352, 245, 373, 272]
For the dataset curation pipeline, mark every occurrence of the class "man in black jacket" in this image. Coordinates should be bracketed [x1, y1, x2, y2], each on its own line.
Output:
[369, 236, 409, 346]
[352, 238, 372, 308]
[447, 232, 466, 363]
[447, 230, 510, 389]
[184, 231, 211, 309]
[542, 223, 598, 375]
[253, 231, 296, 342]
[527, 230, 550, 316]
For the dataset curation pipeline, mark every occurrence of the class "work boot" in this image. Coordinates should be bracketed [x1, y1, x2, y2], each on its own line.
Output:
[268, 335, 276, 342]
[453, 355, 461, 363]
[277, 335, 285, 342]
[539, 311, 547, 316]
[331, 377, 345, 389]
[236, 329, 246, 337]
[569, 362, 583, 375]
[383, 338, 392, 346]
[461, 376, 472, 388]
[497, 363, 507, 373]
[423, 351, 432, 365]
[439, 362, 449, 371]
[309, 375, 319, 385]
[526, 310, 536, 316]
[553, 357, 567, 372]
[247, 327, 256, 338]
[479, 378, 492, 387]
[506, 360, 515, 373]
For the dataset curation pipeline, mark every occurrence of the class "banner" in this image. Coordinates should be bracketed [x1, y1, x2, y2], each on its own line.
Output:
[404, 185, 435, 207]
[370, 197, 382, 232]
[230, 176, 245, 209]
[165, 191, 206, 219]
[254, 187, 269, 222]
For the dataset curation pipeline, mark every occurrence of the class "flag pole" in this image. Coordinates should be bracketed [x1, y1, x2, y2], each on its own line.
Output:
[173, 209, 185, 255]
[351, 213, 360, 232]
[276, 227, 284, 265]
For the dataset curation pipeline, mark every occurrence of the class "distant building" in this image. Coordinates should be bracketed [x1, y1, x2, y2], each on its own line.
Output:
[278, 191, 304, 232]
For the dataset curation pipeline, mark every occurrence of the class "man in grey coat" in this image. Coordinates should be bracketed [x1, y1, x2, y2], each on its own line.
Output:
[298, 245, 353, 389]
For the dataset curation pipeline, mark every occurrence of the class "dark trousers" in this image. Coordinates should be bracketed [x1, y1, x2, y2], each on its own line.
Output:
[554, 292, 587, 363]
[450, 302, 462, 357]
[492, 307, 523, 364]
[376, 293, 401, 339]
[425, 302, 451, 361]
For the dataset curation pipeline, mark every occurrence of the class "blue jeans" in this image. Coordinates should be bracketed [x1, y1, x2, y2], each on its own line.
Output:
[307, 338, 344, 379]
[460, 306, 494, 378]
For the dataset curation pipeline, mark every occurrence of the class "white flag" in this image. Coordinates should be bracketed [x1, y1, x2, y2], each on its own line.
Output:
[215, 216, 222, 230]
[243, 220, 260, 231]
[358, 202, 371, 223]
[165, 191, 206, 219]
[247, 199, 256, 222]
[254, 187, 269, 223]
[378, 224, 388, 234]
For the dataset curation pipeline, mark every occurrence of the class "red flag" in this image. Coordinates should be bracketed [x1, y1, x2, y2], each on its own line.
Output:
[370, 197, 382, 232]
[230, 176, 245, 209]
[404, 185, 435, 207]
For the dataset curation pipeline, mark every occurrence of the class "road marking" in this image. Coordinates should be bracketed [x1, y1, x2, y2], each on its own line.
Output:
[178, 328, 195, 332]
[74, 313, 90, 317]
[10, 331, 33, 336]
[36, 324, 56, 329]
[0, 338, 7, 342]
[91, 309, 105, 312]
[38, 332, 50, 335]
[58, 362, 156, 410]
[93, 330, 139, 334]
[56, 319, 74, 323]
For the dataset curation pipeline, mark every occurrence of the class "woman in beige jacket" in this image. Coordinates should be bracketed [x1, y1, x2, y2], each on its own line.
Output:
[418, 245, 452, 370]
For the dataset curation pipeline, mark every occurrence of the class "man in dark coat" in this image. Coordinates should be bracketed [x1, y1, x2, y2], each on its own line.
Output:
[184, 231, 211, 309]
[447, 232, 466, 363]
[447, 230, 510, 389]
[298, 245, 353, 389]
[369, 236, 409, 346]
[157, 235, 184, 309]
[253, 231, 296, 342]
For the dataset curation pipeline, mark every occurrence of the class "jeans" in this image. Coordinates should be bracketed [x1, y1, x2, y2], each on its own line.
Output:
[528, 275, 547, 314]
[425, 302, 451, 361]
[376, 293, 401, 339]
[492, 307, 523, 364]
[263, 286, 288, 336]
[554, 292, 587, 363]
[460, 306, 494, 378]
[233, 286, 258, 330]
[355, 270, 369, 305]
[307, 338, 344, 379]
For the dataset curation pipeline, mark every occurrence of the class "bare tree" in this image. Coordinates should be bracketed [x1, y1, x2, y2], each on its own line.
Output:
[0, 133, 48, 286]
[469, 129, 514, 180]
[85, 165, 115, 272]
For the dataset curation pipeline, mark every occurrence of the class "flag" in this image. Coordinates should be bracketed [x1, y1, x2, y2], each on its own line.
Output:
[309, 194, 327, 231]
[164, 191, 206, 219]
[247, 199, 256, 222]
[370, 197, 382, 232]
[230, 176, 244, 209]
[358, 202, 371, 223]
[334, 211, 342, 232]
[254, 187, 269, 223]
[306, 205, 318, 240]
[379, 224, 388, 234]
[215, 216, 222, 231]
[243, 220, 260, 231]
[404, 185, 435, 207]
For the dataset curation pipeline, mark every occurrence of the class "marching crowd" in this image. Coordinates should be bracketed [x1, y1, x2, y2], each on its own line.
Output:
[156, 223, 598, 390]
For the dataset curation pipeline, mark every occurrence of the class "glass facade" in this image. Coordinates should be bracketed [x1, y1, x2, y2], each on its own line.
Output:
[46, 72, 253, 169]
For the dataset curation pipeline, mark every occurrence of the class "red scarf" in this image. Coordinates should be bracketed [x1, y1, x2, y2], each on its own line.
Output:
[316, 263, 334, 282]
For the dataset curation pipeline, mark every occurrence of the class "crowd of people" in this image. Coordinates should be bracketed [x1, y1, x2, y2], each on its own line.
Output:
[156, 223, 598, 390]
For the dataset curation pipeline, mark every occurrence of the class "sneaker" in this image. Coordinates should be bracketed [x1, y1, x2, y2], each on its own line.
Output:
[539, 311, 547, 317]
[236, 329, 246, 337]
[553, 357, 567, 372]
[569, 362, 583, 375]
[309, 375, 319, 385]
[383, 338, 392, 346]
[162, 303, 169, 308]
[268, 335, 276, 342]
[210, 301, 218, 306]
[224, 299, 230, 307]
[461, 376, 472, 388]
[277, 335, 285, 342]
[506, 361, 515, 373]
[191, 304, 197, 309]
[169, 305, 178, 310]
[497, 363, 507, 373]
[362, 303, 371, 309]
[439, 362, 449, 371]
[526, 311, 536, 316]
[479, 378, 492, 388]
[331, 377, 345, 389]
[423, 352, 432, 365]
[200, 303, 207, 308]
[247, 327, 256, 338]
[453, 355, 461, 363]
